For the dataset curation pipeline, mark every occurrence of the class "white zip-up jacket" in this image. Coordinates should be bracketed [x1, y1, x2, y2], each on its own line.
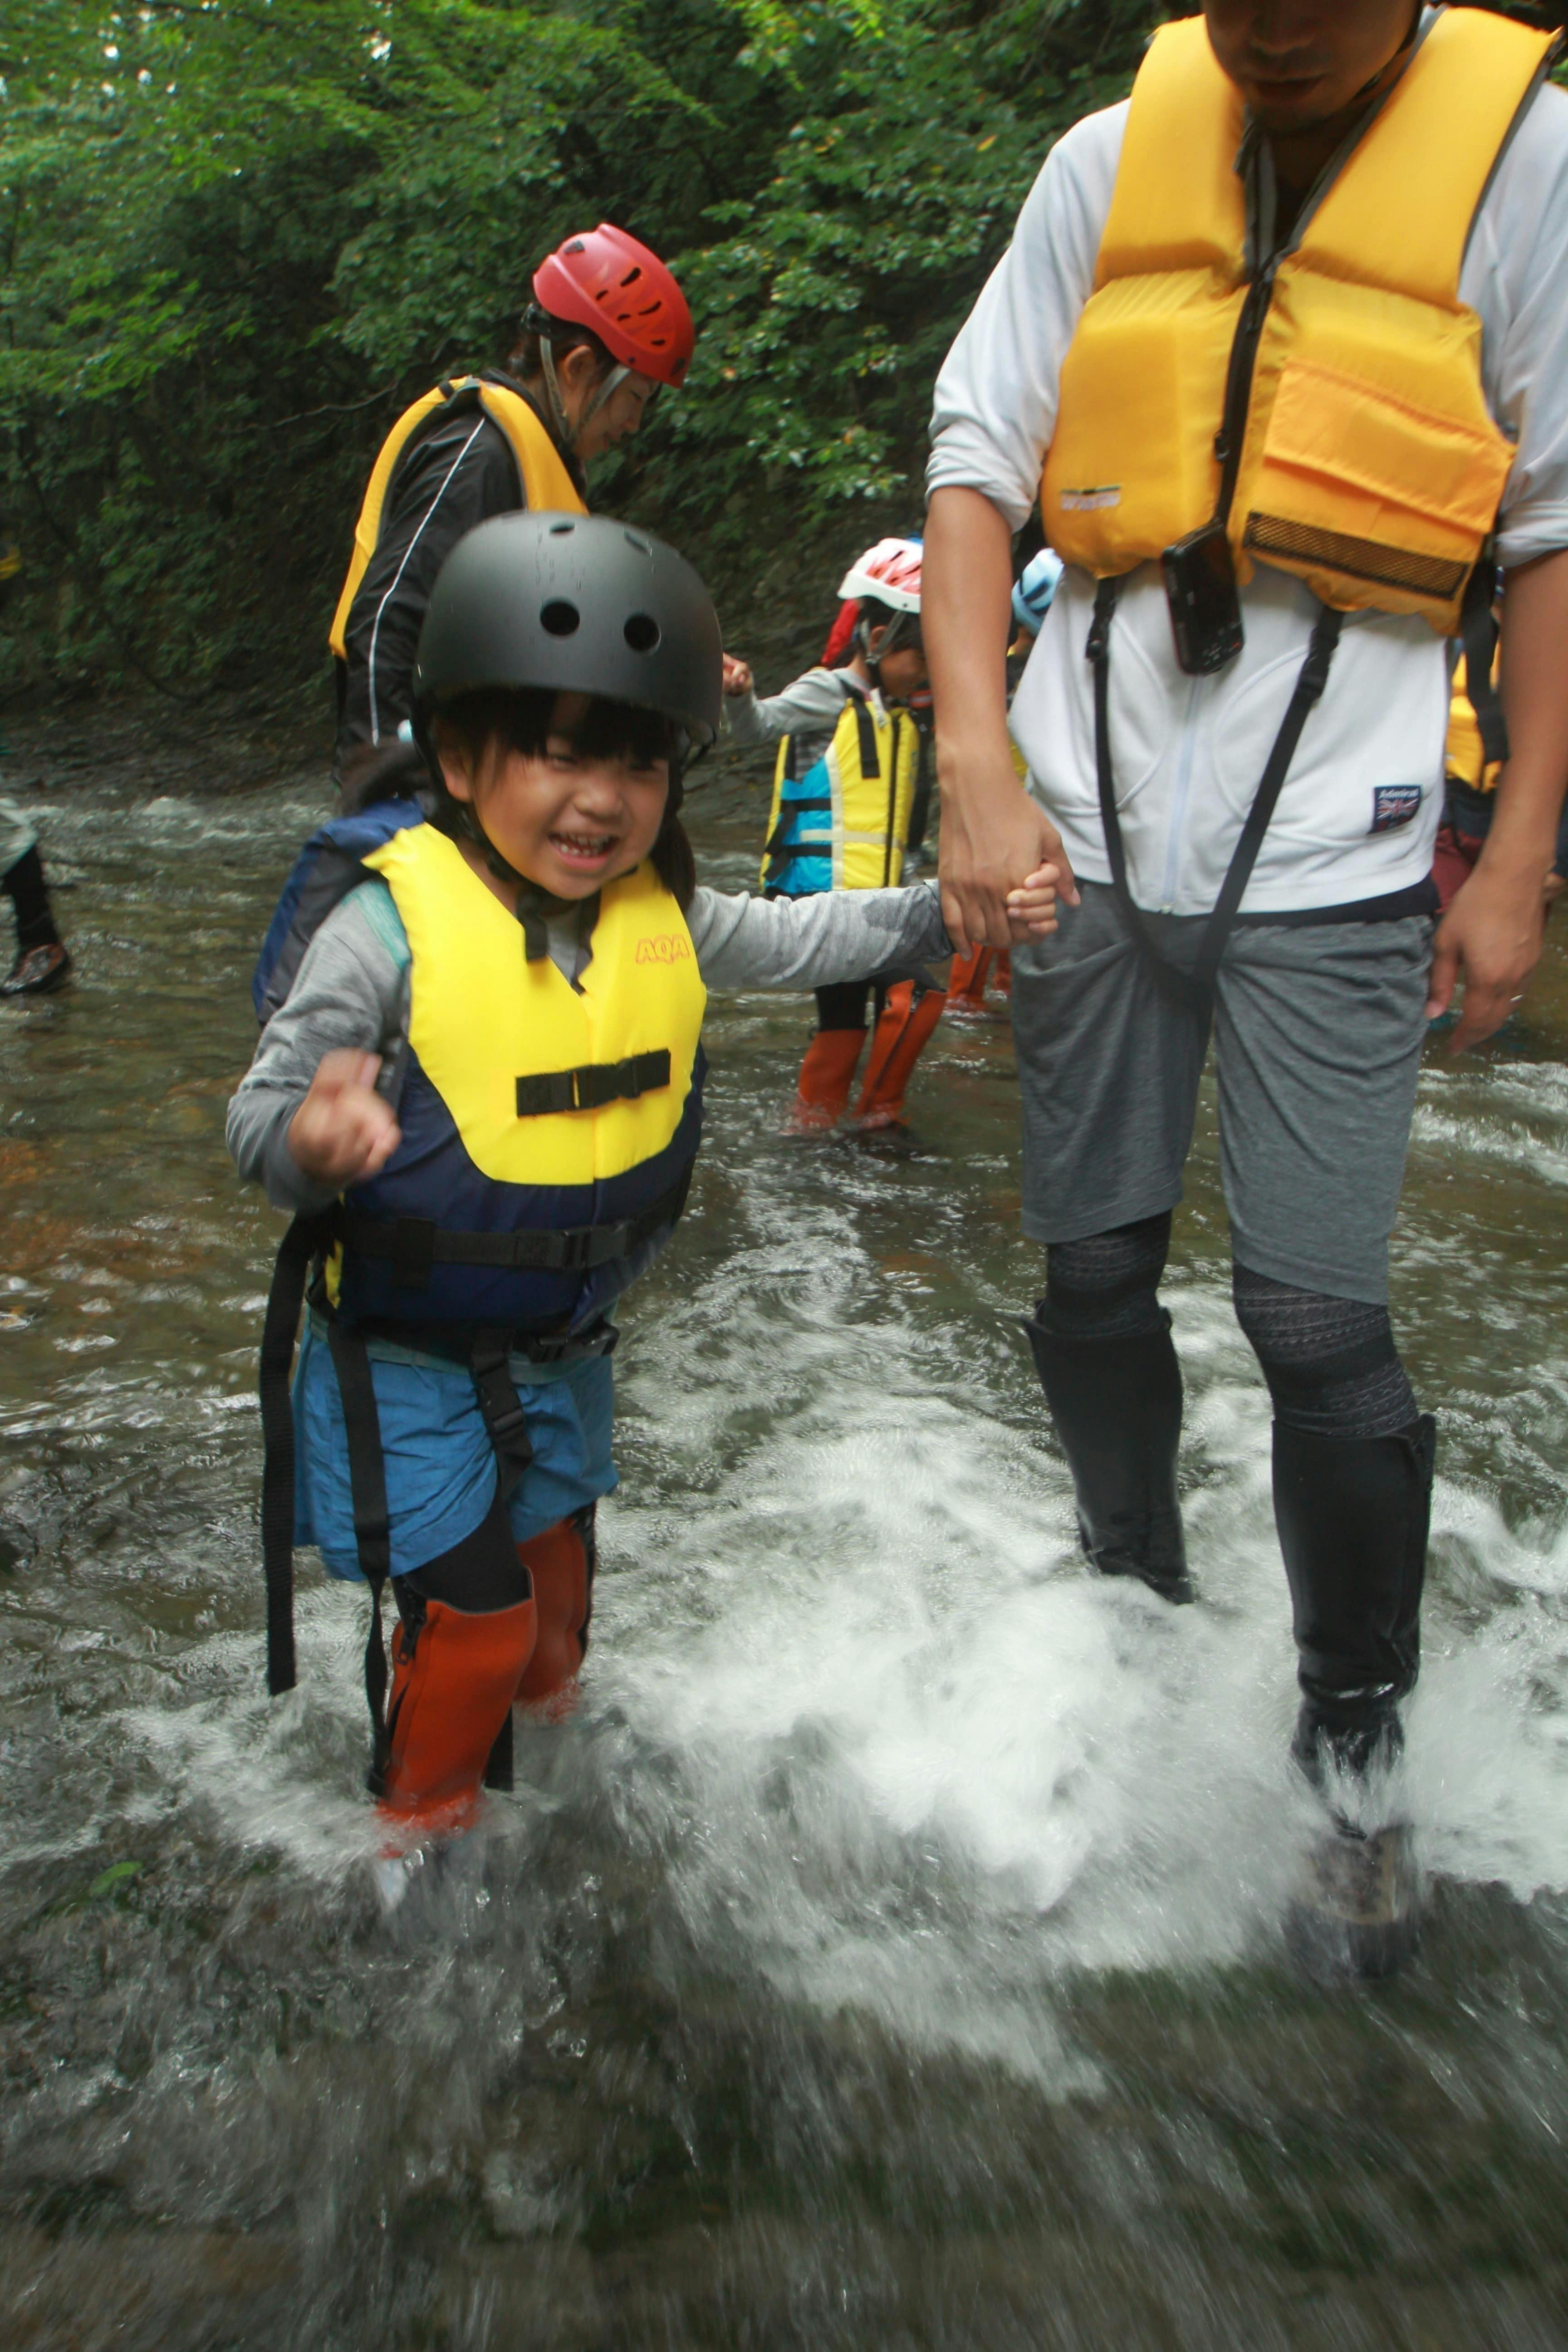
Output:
[927, 26, 1568, 916]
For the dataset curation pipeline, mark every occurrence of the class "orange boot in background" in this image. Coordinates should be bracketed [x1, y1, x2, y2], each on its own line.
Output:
[946, 945, 994, 1015]
[377, 1591, 538, 1838]
[856, 981, 945, 1131]
[515, 1510, 595, 1720]
[787, 1025, 867, 1133]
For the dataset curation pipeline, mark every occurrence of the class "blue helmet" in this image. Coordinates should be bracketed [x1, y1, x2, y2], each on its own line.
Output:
[1012, 549, 1064, 637]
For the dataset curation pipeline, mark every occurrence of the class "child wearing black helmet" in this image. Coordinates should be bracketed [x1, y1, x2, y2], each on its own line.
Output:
[230, 511, 1061, 1892]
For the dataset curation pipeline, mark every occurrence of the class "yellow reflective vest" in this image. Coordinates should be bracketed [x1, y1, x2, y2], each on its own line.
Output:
[1041, 7, 1557, 634]
[760, 690, 921, 896]
[328, 378, 587, 660]
[1446, 652, 1504, 796]
[336, 824, 706, 1330]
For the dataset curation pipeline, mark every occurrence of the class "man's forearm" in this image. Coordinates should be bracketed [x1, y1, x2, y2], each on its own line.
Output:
[1490, 546, 1568, 872]
[924, 486, 1015, 766]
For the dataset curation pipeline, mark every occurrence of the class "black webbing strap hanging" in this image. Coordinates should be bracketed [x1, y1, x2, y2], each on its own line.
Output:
[324, 1320, 393, 1781]
[1458, 551, 1508, 773]
[258, 1212, 333, 1696]
[1088, 578, 1343, 1009]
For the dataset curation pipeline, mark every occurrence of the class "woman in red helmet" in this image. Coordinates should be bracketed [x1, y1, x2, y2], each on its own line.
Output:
[329, 224, 694, 802]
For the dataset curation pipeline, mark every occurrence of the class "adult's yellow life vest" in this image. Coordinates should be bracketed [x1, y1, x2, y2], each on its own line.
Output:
[328, 379, 587, 660]
[335, 823, 706, 1330]
[760, 690, 921, 897]
[1042, 7, 1558, 634]
[1446, 652, 1504, 796]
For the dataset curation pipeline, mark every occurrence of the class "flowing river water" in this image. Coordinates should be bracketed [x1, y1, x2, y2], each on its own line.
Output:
[5, 739, 1568, 2349]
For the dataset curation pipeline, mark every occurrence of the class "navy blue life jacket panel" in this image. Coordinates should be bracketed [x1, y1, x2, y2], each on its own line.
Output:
[253, 798, 426, 1025]
[336, 1045, 706, 1331]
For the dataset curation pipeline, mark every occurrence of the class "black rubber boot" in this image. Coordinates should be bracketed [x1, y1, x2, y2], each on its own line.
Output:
[1023, 1314, 1193, 1603]
[1274, 1415, 1435, 1980]
[1274, 1415, 1435, 1784]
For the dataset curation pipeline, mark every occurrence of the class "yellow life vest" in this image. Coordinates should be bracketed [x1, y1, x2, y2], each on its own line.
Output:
[760, 691, 921, 895]
[328, 378, 587, 660]
[1041, 8, 1557, 634]
[336, 825, 706, 1330]
[1446, 651, 1504, 796]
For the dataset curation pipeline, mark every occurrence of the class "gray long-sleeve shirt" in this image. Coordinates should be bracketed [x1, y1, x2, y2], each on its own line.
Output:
[723, 667, 862, 774]
[227, 872, 951, 1216]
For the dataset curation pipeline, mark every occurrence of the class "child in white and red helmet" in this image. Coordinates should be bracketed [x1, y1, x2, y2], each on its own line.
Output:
[722, 538, 946, 1137]
[332, 225, 695, 804]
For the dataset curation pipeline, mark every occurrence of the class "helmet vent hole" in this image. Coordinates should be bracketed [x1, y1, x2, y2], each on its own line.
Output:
[540, 599, 581, 637]
[548, 519, 575, 537]
[624, 612, 661, 654]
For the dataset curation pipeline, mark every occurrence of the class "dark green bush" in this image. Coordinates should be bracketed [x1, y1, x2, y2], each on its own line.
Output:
[1, 0, 1156, 697]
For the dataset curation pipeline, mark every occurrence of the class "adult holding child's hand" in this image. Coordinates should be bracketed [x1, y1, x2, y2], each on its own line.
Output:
[924, 486, 1078, 953]
[921, 0, 1568, 1981]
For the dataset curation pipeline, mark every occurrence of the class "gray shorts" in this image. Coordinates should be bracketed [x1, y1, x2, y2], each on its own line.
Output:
[1009, 883, 1434, 1304]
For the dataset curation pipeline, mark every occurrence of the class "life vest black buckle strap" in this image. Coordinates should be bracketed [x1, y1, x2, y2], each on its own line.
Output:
[333, 1166, 691, 1283]
[388, 1215, 436, 1289]
[469, 1331, 536, 1503]
[514, 1048, 671, 1119]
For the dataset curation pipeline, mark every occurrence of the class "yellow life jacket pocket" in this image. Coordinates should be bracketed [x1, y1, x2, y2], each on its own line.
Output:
[1239, 281, 1514, 626]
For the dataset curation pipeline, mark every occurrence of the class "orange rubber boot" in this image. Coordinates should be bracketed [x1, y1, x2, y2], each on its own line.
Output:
[857, 982, 946, 1129]
[515, 1515, 593, 1720]
[946, 946, 993, 1015]
[787, 1026, 867, 1133]
[377, 1593, 537, 1838]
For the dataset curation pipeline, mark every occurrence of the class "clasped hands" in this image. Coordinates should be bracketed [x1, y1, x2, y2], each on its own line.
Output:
[939, 748, 1079, 953]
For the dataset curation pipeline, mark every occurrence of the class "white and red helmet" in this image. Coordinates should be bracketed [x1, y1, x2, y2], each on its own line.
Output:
[837, 537, 922, 615]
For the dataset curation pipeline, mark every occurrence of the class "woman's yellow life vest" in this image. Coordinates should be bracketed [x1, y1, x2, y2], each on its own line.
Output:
[335, 824, 706, 1330]
[1446, 652, 1504, 795]
[1041, 7, 1557, 634]
[328, 379, 587, 660]
[760, 690, 921, 896]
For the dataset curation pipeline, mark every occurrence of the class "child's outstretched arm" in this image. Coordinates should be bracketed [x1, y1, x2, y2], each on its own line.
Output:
[227, 884, 408, 1214]
[723, 664, 850, 750]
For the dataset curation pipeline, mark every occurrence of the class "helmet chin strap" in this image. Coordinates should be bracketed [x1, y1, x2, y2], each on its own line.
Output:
[539, 336, 632, 456]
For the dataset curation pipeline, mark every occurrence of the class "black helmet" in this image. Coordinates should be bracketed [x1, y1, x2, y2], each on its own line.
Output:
[413, 510, 723, 747]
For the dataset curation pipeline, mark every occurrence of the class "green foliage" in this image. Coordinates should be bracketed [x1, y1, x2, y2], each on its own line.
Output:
[0, 0, 1157, 696]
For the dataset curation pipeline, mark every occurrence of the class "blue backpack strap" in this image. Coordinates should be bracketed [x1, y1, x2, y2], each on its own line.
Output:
[253, 799, 426, 1024]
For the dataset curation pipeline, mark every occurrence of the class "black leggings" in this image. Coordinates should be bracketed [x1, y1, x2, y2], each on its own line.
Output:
[395, 1485, 529, 1628]
[815, 980, 873, 1034]
[1040, 1213, 1418, 1441]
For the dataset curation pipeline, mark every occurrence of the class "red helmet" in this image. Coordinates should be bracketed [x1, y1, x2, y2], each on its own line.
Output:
[532, 225, 695, 391]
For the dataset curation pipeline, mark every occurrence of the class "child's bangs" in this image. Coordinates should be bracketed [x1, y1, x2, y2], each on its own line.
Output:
[437, 688, 681, 770]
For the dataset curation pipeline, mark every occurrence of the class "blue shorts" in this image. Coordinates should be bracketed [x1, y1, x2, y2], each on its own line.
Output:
[292, 1315, 617, 1582]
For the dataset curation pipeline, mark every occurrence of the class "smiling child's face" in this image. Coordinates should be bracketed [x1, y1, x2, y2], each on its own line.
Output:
[441, 692, 671, 900]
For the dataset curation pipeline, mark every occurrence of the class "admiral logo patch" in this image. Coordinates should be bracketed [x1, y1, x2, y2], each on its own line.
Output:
[1371, 785, 1422, 835]
[1059, 485, 1122, 512]
[636, 933, 693, 965]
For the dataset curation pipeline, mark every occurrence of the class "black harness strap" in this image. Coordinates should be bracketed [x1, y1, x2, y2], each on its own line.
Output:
[335, 1166, 691, 1286]
[325, 1321, 393, 1784]
[1088, 578, 1343, 1009]
[468, 1331, 537, 1503]
[258, 1212, 333, 1696]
